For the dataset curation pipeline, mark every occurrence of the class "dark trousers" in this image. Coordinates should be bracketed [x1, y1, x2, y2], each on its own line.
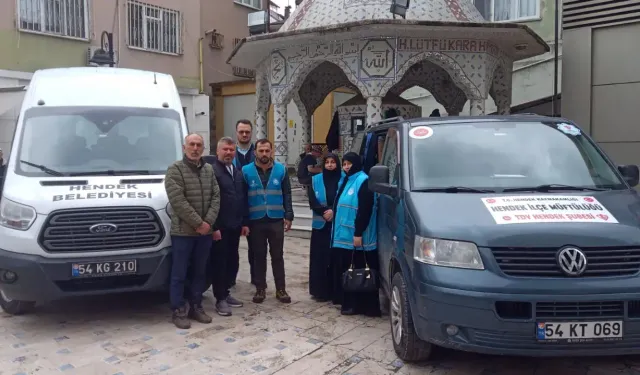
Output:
[170, 235, 213, 310]
[247, 234, 256, 284]
[249, 220, 286, 290]
[211, 227, 241, 301]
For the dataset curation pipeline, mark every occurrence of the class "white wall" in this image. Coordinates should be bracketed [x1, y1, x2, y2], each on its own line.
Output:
[179, 93, 211, 154]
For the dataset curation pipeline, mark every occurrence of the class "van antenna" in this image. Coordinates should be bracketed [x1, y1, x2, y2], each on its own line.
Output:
[153, 72, 157, 84]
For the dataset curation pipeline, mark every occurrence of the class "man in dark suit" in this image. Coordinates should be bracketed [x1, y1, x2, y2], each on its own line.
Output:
[232, 119, 257, 286]
[203, 137, 249, 316]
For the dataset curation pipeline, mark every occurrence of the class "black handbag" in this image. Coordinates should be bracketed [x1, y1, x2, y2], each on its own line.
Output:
[342, 247, 379, 293]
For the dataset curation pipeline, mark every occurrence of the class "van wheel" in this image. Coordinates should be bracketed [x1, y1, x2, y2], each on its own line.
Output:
[390, 272, 432, 362]
[0, 289, 35, 315]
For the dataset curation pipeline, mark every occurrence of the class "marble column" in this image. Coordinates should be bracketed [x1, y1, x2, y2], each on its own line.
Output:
[255, 110, 268, 140]
[300, 113, 312, 147]
[469, 99, 486, 116]
[366, 96, 383, 126]
[273, 103, 288, 164]
[446, 109, 460, 116]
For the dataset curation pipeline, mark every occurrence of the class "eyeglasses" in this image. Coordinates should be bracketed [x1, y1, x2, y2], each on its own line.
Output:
[238, 131, 251, 135]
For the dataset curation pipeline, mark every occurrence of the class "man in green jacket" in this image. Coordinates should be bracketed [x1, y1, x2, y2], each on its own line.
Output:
[165, 133, 220, 329]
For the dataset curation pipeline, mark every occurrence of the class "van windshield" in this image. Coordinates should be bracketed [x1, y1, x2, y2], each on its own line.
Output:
[15, 106, 183, 177]
[408, 121, 626, 191]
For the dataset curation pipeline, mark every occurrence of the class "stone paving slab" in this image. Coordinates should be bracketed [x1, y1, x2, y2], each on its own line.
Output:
[0, 237, 638, 374]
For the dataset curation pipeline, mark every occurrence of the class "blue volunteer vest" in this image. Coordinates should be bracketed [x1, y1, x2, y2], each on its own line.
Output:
[331, 171, 377, 251]
[242, 162, 286, 220]
[311, 173, 328, 230]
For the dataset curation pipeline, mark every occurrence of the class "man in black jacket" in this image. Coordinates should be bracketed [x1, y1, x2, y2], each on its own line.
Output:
[203, 137, 249, 316]
[232, 119, 257, 286]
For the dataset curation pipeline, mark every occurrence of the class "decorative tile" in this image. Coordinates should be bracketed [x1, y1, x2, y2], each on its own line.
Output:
[141, 335, 153, 341]
[199, 357, 212, 363]
[176, 330, 188, 336]
[54, 336, 70, 342]
[224, 337, 236, 343]
[157, 365, 171, 372]
[148, 349, 161, 355]
[237, 350, 250, 356]
[186, 343, 199, 349]
[349, 355, 363, 363]
[11, 343, 25, 349]
[391, 359, 404, 368]
[252, 365, 268, 372]
[94, 330, 106, 336]
[57, 348, 71, 354]
[275, 344, 287, 350]
[13, 356, 26, 363]
[306, 338, 323, 345]
[59, 364, 74, 371]
[104, 355, 120, 364]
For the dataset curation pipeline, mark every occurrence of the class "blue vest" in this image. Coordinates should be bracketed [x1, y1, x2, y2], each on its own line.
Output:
[311, 173, 328, 230]
[331, 171, 377, 251]
[242, 162, 286, 220]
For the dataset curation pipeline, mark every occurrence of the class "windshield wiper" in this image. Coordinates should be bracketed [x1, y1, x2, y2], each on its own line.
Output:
[502, 184, 609, 193]
[415, 186, 495, 193]
[19, 160, 65, 176]
[68, 170, 152, 176]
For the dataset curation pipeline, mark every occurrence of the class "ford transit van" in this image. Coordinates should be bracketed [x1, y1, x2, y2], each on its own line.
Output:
[0, 67, 188, 315]
[363, 115, 640, 359]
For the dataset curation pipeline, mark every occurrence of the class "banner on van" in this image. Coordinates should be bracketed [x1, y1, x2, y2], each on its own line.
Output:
[481, 195, 618, 224]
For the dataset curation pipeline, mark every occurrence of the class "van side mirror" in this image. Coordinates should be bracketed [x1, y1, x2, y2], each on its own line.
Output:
[369, 165, 397, 197]
[618, 165, 640, 187]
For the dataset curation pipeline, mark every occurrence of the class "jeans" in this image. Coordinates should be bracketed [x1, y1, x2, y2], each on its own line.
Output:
[211, 227, 241, 301]
[249, 220, 286, 290]
[170, 235, 213, 310]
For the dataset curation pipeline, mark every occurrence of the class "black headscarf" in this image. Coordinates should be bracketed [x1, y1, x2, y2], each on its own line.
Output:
[322, 153, 341, 207]
[341, 152, 363, 176]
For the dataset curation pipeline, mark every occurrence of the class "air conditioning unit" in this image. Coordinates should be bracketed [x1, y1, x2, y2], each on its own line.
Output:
[86, 46, 118, 67]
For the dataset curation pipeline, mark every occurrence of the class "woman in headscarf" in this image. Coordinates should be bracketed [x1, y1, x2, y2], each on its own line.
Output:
[307, 153, 343, 301]
[330, 152, 381, 317]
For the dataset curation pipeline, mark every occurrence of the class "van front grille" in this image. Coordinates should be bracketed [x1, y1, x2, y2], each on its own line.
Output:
[39, 207, 164, 253]
[536, 301, 624, 319]
[491, 247, 640, 277]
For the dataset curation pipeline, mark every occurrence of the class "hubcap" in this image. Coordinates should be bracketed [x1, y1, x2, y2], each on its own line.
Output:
[0, 289, 12, 303]
[391, 285, 403, 345]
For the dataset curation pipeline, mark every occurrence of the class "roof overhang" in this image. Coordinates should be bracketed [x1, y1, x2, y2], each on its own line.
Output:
[228, 19, 550, 70]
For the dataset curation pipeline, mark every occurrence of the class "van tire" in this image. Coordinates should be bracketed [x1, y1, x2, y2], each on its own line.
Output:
[390, 272, 432, 362]
[0, 290, 35, 315]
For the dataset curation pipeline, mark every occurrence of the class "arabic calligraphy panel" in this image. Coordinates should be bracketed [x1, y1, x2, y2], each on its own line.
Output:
[359, 39, 395, 80]
[287, 41, 360, 63]
[270, 51, 287, 86]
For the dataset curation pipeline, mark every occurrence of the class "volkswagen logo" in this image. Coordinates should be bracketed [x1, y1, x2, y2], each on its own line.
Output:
[89, 223, 118, 234]
[556, 247, 588, 276]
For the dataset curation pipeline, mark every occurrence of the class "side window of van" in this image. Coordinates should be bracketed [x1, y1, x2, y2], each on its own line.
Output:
[381, 129, 399, 185]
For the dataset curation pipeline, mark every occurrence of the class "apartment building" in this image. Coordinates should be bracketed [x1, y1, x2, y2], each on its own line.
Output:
[404, 0, 562, 116]
[0, 0, 209, 156]
[562, 0, 640, 166]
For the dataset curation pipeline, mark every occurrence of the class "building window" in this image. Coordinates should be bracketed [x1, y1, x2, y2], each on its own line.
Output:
[474, 0, 539, 22]
[127, 0, 182, 55]
[18, 0, 89, 39]
[235, 0, 262, 10]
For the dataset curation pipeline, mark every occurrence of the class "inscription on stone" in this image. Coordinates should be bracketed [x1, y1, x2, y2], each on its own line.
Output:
[288, 41, 360, 63]
[271, 51, 287, 86]
[398, 38, 500, 56]
[360, 40, 394, 79]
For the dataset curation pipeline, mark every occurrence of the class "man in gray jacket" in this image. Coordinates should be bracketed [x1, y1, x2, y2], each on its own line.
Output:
[165, 133, 220, 329]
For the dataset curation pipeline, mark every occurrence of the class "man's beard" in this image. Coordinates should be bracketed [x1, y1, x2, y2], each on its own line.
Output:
[259, 156, 270, 164]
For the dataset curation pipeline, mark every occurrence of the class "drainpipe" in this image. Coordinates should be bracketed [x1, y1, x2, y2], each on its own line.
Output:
[198, 37, 204, 94]
[552, 0, 559, 116]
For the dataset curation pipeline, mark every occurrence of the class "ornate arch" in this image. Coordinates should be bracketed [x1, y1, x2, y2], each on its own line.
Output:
[382, 52, 481, 100]
[254, 61, 272, 139]
[389, 60, 467, 113]
[298, 61, 359, 115]
[489, 61, 513, 115]
[271, 57, 365, 105]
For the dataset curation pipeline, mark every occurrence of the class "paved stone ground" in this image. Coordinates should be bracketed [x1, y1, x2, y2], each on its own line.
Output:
[0, 238, 637, 375]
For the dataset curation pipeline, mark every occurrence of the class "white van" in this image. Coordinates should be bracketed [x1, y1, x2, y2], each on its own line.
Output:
[0, 67, 188, 315]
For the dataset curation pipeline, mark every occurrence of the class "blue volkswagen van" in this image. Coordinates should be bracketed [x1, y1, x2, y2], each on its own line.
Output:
[360, 115, 640, 360]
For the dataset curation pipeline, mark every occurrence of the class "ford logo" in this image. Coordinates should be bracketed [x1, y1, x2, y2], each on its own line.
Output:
[89, 223, 118, 234]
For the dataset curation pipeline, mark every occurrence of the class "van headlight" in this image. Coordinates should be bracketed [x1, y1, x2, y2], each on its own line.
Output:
[413, 236, 484, 270]
[0, 198, 37, 231]
[165, 202, 173, 218]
